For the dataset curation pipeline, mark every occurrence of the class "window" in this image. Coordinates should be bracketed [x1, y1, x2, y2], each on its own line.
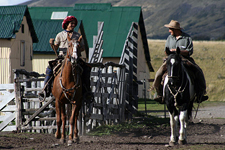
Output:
[21, 24, 24, 33]
[51, 12, 68, 20]
[30, 46, 32, 60]
[20, 41, 25, 66]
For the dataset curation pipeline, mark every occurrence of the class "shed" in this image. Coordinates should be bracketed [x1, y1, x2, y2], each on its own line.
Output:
[29, 3, 154, 98]
[0, 5, 38, 84]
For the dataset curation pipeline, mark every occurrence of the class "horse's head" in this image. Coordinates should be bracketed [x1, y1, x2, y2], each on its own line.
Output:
[166, 47, 182, 86]
[67, 34, 82, 65]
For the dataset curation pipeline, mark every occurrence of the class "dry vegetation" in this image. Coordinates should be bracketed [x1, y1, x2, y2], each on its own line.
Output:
[148, 40, 225, 101]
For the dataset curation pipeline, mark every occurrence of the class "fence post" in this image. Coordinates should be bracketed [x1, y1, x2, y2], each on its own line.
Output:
[14, 71, 22, 132]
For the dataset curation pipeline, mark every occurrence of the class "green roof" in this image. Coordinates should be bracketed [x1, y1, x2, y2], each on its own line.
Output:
[0, 5, 38, 42]
[28, 3, 153, 71]
[32, 19, 88, 55]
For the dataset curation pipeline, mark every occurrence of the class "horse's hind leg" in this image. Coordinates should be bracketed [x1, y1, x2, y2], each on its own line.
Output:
[178, 110, 187, 145]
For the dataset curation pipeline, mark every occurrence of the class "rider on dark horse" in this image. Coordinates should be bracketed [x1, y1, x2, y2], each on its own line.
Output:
[151, 20, 208, 104]
[39, 16, 93, 101]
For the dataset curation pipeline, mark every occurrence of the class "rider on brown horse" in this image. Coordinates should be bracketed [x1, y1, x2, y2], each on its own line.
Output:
[39, 16, 93, 101]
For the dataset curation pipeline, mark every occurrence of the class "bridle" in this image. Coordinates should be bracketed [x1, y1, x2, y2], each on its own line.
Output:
[59, 37, 83, 102]
[166, 56, 188, 107]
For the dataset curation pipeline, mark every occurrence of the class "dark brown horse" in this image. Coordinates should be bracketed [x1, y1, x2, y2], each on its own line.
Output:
[52, 35, 83, 145]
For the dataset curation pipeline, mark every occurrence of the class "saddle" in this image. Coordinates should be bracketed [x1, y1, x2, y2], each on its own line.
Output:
[48, 56, 65, 77]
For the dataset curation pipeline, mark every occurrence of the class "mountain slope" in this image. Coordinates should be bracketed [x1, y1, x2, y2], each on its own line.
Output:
[22, 0, 225, 40]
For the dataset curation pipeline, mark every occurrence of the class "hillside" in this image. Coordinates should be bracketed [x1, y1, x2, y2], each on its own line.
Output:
[22, 0, 225, 40]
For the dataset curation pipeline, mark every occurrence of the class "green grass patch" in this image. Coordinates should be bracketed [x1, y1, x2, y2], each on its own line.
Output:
[88, 115, 169, 136]
[138, 98, 165, 111]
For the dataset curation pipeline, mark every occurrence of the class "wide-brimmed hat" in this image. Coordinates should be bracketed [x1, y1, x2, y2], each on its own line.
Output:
[164, 20, 182, 30]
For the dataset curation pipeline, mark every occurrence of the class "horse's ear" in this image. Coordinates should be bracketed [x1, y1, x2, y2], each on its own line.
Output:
[165, 47, 171, 55]
[176, 47, 180, 55]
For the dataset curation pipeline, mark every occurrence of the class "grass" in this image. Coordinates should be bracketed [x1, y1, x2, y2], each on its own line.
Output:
[88, 115, 169, 136]
[148, 40, 225, 102]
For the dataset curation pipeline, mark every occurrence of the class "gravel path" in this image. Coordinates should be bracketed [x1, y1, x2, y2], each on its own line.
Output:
[195, 104, 225, 119]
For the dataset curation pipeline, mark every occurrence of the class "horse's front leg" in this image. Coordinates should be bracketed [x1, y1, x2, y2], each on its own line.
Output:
[68, 104, 76, 145]
[73, 104, 81, 143]
[178, 110, 188, 145]
[60, 104, 66, 143]
[55, 100, 61, 139]
[169, 111, 179, 146]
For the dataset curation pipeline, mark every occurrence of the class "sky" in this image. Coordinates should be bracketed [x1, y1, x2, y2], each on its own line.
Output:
[0, 0, 30, 6]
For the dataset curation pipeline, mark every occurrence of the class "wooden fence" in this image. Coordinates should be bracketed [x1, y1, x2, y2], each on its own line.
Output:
[0, 22, 142, 134]
[0, 62, 127, 134]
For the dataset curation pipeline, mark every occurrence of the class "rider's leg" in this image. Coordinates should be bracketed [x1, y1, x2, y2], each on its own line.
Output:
[39, 66, 53, 99]
[151, 61, 167, 104]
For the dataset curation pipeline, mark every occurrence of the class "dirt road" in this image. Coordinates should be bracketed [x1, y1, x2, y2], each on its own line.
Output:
[0, 104, 225, 150]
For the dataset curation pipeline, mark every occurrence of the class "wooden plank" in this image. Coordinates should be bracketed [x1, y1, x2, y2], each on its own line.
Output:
[0, 92, 15, 110]
[0, 84, 14, 90]
[0, 112, 15, 131]
[105, 114, 119, 120]
[1, 105, 16, 112]
[90, 114, 103, 120]
[21, 125, 68, 131]
[2, 125, 16, 131]
[22, 97, 55, 126]
[93, 103, 103, 108]
[25, 87, 42, 92]
[107, 104, 119, 109]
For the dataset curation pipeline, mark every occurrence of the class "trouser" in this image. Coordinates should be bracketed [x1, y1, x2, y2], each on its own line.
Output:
[43, 66, 53, 96]
[152, 57, 206, 96]
[152, 61, 167, 96]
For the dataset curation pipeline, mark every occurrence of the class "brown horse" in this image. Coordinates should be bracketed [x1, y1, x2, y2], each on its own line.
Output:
[52, 35, 83, 145]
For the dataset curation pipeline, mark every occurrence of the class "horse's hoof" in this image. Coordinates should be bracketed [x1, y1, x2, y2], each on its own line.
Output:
[68, 140, 73, 146]
[59, 138, 65, 144]
[73, 137, 80, 143]
[55, 133, 61, 139]
[169, 141, 176, 146]
[178, 139, 187, 145]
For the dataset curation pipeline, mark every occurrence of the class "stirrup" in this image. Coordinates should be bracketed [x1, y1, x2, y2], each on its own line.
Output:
[38, 91, 46, 102]
[197, 95, 208, 103]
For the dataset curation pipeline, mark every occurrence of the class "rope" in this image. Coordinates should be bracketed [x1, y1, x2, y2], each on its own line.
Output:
[167, 63, 188, 107]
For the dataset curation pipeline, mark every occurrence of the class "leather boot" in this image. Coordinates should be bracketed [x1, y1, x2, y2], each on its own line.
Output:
[153, 86, 164, 104]
[196, 94, 208, 103]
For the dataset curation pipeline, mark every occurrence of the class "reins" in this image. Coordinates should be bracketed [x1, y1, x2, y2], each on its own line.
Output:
[59, 60, 82, 102]
[58, 35, 83, 103]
